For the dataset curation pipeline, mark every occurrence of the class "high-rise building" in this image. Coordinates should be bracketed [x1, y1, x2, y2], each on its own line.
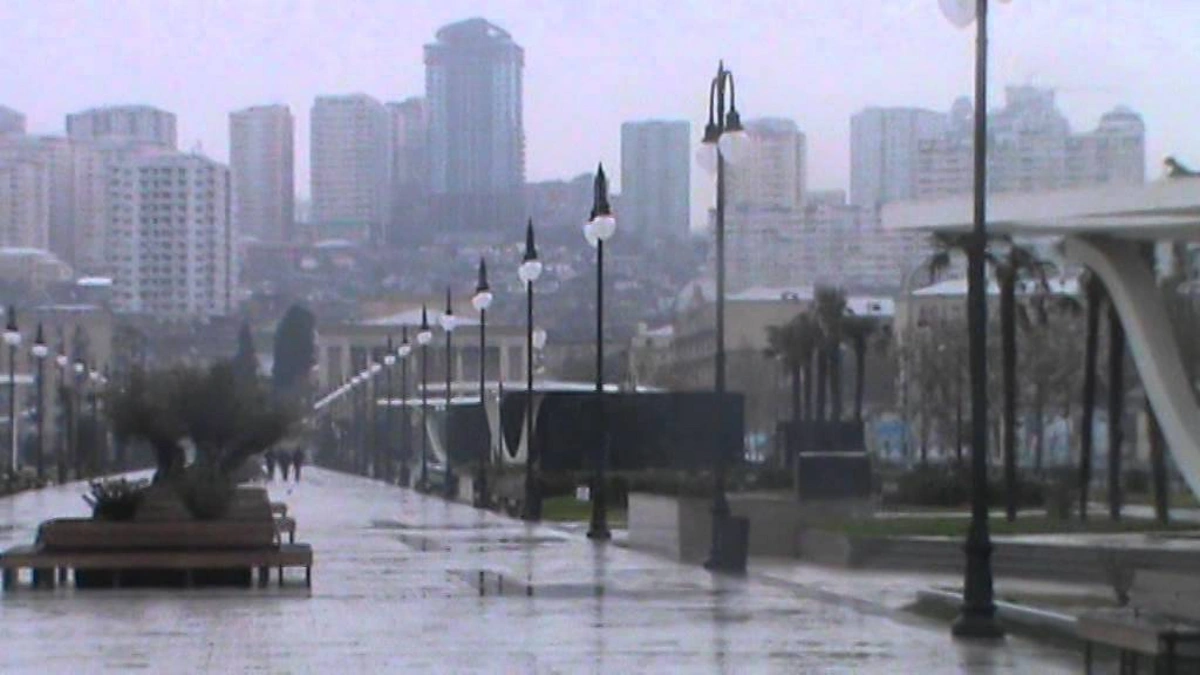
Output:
[0, 135, 75, 262]
[108, 153, 234, 317]
[850, 107, 947, 207]
[620, 120, 690, 239]
[728, 118, 807, 211]
[310, 94, 390, 242]
[0, 106, 25, 135]
[386, 97, 428, 244]
[230, 105, 294, 243]
[0, 159, 49, 249]
[66, 105, 177, 149]
[915, 87, 1145, 199]
[425, 18, 525, 240]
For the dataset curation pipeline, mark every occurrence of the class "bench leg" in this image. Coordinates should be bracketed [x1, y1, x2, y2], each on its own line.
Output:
[278, 566, 284, 586]
[257, 566, 268, 587]
[1164, 636, 1176, 675]
[305, 566, 311, 588]
[184, 569, 194, 588]
[289, 530, 295, 544]
[3, 568, 16, 590]
[1083, 641, 1092, 674]
[57, 567, 67, 585]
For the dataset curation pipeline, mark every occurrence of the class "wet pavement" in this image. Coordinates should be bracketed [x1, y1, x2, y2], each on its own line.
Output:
[0, 469, 1084, 673]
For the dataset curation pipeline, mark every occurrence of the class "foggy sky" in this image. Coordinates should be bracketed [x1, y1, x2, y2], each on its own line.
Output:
[3, 0, 1197, 226]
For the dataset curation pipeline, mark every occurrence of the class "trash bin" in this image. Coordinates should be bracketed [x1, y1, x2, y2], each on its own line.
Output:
[707, 515, 750, 574]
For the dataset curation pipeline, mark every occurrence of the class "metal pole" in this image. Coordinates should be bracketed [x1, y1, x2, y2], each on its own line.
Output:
[445, 307, 454, 496]
[712, 141, 730, 518]
[8, 344, 15, 476]
[36, 356, 44, 482]
[478, 307, 487, 505]
[56, 365, 65, 484]
[386, 343, 394, 484]
[421, 342, 429, 488]
[588, 238, 610, 540]
[523, 279, 538, 520]
[89, 387, 98, 477]
[402, 328, 410, 487]
[953, 0, 1002, 639]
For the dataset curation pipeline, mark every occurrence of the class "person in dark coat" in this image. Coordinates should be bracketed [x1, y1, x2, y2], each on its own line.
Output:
[292, 448, 305, 482]
[264, 449, 277, 481]
[279, 450, 291, 482]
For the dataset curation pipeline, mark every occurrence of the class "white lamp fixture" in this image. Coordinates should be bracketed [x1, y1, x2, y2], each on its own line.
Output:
[532, 328, 548, 351]
[398, 341, 412, 358]
[370, 363, 382, 375]
[472, 259, 493, 312]
[73, 361, 84, 375]
[384, 353, 396, 367]
[31, 324, 47, 359]
[440, 287, 457, 334]
[417, 305, 433, 346]
[518, 218, 543, 284]
[55, 353, 67, 369]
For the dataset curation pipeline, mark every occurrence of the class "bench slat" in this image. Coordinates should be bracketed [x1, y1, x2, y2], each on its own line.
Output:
[1, 544, 312, 570]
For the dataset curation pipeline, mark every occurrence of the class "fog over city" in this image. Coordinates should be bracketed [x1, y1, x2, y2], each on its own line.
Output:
[4, 0, 1198, 227]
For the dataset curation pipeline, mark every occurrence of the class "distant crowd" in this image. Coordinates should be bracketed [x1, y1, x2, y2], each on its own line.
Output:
[264, 448, 305, 482]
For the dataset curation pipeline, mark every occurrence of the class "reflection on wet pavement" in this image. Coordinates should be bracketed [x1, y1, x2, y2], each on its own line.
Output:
[0, 468, 1082, 673]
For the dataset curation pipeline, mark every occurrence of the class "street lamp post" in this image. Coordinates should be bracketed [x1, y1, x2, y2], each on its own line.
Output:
[72, 360, 84, 479]
[472, 259, 494, 507]
[399, 327, 413, 487]
[700, 61, 747, 570]
[440, 287, 457, 498]
[54, 348, 67, 484]
[384, 336, 396, 484]
[585, 163, 617, 541]
[941, 0, 1004, 639]
[4, 307, 21, 478]
[518, 219, 543, 521]
[31, 324, 47, 483]
[88, 369, 100, 477]
[417, 306, 434, 490]
[368, 361, 382, 479]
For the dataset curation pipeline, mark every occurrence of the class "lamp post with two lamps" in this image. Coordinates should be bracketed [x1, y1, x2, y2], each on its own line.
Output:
[440, 287, 457, 497]
[4, 307, 21, 477]
[417, 306, 434, 489]
[31, 324, 48, 483]
[699, 60, 748, 571]
[384, 336, 396, 484]
[54, 347, 68, 484]
[518, 219, 543, 521]
[472, 259, 494, 506]
[398, 327, 413, 486]
[584, 164, 616, 541]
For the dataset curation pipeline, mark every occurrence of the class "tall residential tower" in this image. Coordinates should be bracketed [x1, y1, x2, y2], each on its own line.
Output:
[310, 94, 390, 242]
[230, 104, 295, 243]
[620, 120, 690, 239]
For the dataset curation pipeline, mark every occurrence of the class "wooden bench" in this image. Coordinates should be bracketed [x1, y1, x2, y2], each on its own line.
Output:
[1, 505, 312, 590]
[1077, 570, 1200, 673]
[270, 502, 288, 517]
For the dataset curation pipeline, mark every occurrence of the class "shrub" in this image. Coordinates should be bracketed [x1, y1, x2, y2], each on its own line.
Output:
[177, 464, 235, 520]
[883, 465, 1046, 509]
[83, 477, 149, 521]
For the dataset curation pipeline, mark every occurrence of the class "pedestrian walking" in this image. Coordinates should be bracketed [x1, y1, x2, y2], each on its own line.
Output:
[292, 448, 305, 482]
[279, 451, 291, 482]
[264, 449, 277, 481]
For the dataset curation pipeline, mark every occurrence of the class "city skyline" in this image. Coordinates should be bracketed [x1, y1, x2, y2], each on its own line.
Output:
[2, 1, 1196, 230]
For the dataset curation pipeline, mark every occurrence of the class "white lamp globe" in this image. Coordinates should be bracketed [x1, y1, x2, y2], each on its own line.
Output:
[583, 220, 599, 248]
[417, 329, 433, 346]
[590, 214, 616, 243]
[55, 354, 67, 368]
[717, 128, 751, 165]
[439, 312, 457, 333]
[398, 343, 412, 358]
[518, 259, 543, 284]
[370, 363, 382, 375]
[696, 143, 718, 175]
[3, 329, 21, 348]
[471, 290, 493, 312]
[384, 354, 396, 366]
[31, 343, 48, 359]
[532, 328, 548, 351]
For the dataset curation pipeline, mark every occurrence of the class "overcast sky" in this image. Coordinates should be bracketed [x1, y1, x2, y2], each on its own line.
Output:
[3, 0, 1198, 221]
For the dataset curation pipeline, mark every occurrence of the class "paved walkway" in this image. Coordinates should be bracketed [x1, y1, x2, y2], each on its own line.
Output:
[0, 469, 1084, 673]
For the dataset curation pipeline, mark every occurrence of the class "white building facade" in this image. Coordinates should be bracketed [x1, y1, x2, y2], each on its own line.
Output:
[230, 104, 295, 244]
[310, 94, 391, 242]
[620, 120, 691, 239]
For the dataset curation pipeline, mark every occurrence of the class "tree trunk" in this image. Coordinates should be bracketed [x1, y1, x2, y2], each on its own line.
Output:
[1032, 383, 1045, 474]
[1079, 279, 1102, 521]
[790, 363, 801, 424]
[1147, 397, 1170, 524]
[803, 361, 813, 423]
[829, 345, 843, 424]
[955, 390, 964, 465]
[1001, 269, 1018, 522]
[1107, 302, 1125, 521]
[853, 343, 867, 422]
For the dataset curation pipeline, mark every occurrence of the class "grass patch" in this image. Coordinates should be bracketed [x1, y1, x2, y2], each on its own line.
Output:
[826, 516, 1200, 539]
[541, 495, 627, 527]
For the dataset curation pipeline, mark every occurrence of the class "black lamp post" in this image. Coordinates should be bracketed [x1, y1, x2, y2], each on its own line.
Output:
[87, 368, 100, 477]
[399, 326, 412, 487]
[518, 219, 543, 521]
[440, 287, 457, 497]
[585, 163, 616, 541]
[941, 0, 1003, 640]
[72, 359, 84, 479]
[700, 61, 747, 570]
[417, 305, 434, 490]
[31, 323, 47, 483]
[472, 259, 494, 507]
[368, 361, 381, 478]
[54, 347, 67, 484]
[384, 336, 396, 484]
[3, 307, 20, 478]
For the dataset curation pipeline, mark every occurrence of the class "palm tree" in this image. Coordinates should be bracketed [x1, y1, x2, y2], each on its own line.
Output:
[841, 314, 877, 422]
[1106, 300, 1126, 521]
[765, 314, 820, 458]
[1078, 275, 1103, 521]
[813, 286, 848, 426]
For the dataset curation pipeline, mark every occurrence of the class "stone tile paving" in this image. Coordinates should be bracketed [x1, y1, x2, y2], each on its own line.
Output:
[0, 469, 1084, 673]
